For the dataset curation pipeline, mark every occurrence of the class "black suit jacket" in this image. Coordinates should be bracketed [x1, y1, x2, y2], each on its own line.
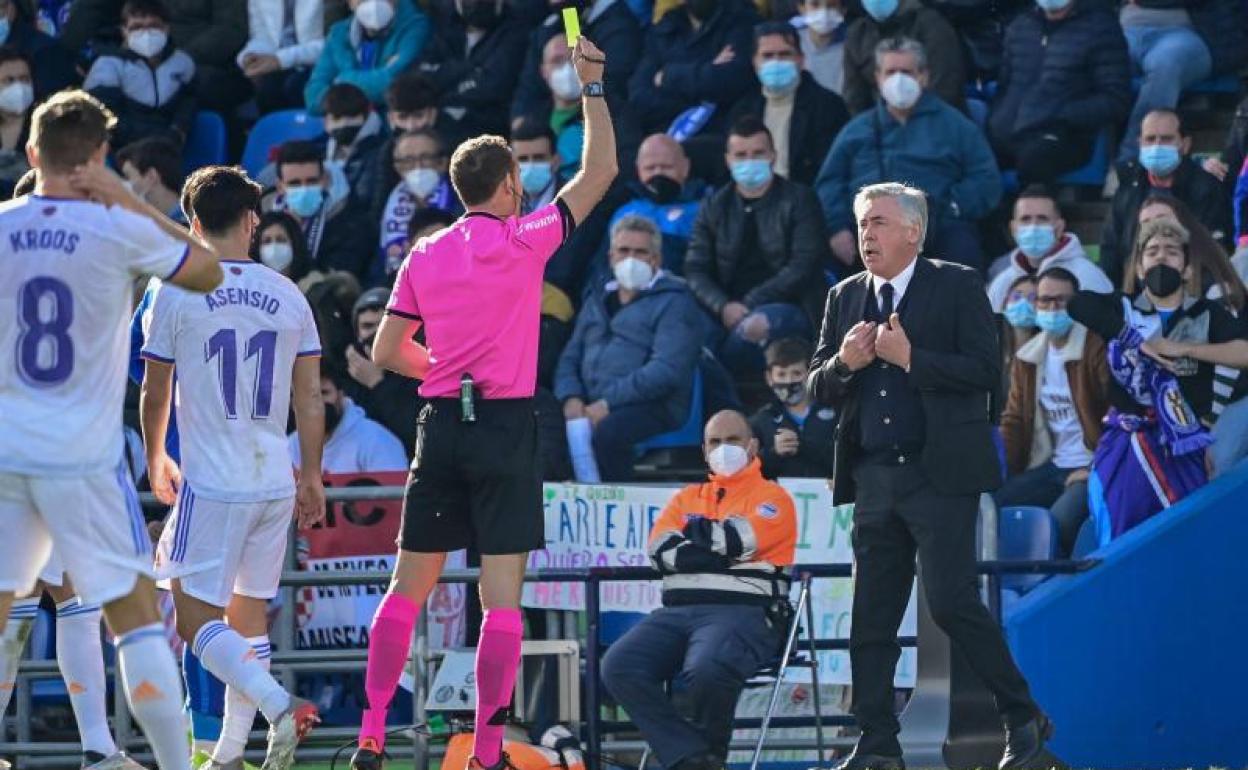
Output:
[807, 258, 1002, 504]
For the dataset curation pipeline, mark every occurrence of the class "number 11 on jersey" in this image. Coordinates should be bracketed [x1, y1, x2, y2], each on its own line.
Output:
[205, 328, 277, 420]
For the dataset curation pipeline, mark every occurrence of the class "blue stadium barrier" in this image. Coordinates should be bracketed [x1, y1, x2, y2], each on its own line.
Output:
[241, 110, 325, 177]
[182, 111, 227, 175]
[635, 368, 704, 452]
[1001, 128, 1112, 192]
[1004, 463, 1248, 768]
[998, 506, 1057, 597]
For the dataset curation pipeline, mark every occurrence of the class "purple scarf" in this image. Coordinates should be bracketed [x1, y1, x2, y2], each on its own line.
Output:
[1105, 324, 1212, 456]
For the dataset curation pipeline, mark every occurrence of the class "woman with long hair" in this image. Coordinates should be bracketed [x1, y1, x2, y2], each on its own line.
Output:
[1126, 194, 1246, 313]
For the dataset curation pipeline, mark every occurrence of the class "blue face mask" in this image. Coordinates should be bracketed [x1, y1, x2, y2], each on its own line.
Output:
[285, 185, 325, 218]
[758, 60, 800, 93]
[862, 0, 898, 21]
[1035, 308, 1074, 337]
[1015, 224, 1057, 260]
[731, 159, 773, 190]
[1004, 298, 1037, 328]
[0, 18, 9, 44]
[519, 161, 553, 195]
[1035, 0, 1071, 11]
[1139, 144, 1182, 176]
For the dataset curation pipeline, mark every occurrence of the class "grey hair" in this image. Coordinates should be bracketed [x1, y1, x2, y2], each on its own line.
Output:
[873, 37, 928, 72]
[853, 182, 928, 243]
[611, 213, 663, 259]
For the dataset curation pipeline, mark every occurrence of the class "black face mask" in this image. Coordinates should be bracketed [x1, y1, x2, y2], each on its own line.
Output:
[330, 124, 363, 146]
[643, 175, 681, 205]
[771, 381, 805, 406]
[324, 402, 342, 435]
[686, 0, 717, 21]
[1144, 263, 1184, 298]
[459, 0, 501, 29]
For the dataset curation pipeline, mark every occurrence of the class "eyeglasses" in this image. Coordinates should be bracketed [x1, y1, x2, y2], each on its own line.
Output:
[394, 153, 444, 170]
[1007, 289, 1037, 303]
[1034, 294, 1069, 309]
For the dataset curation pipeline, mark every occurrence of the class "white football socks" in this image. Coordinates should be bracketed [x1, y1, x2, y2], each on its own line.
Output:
[211, 635, 272, 763]
[193, 622, 289, 723]
[55, 599, 116, 757]
[116, 623, 190, 770]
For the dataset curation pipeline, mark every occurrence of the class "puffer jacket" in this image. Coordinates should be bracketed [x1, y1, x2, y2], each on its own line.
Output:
[685, 176, 827, 317]
[842, 0, 966, 114]
[989, 3, 1130, 145]
[554, 274, 704, 425]
[304, 0, 430, 111]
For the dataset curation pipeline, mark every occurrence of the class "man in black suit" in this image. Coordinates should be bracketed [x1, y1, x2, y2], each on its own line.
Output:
[807, 183, 1050, 770]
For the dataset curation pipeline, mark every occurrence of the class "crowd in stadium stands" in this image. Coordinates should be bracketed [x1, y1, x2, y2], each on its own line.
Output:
[3, 0, 1248, 554]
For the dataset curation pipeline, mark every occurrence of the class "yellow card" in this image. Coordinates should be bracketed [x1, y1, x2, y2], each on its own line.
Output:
[562, 7, 581, 46]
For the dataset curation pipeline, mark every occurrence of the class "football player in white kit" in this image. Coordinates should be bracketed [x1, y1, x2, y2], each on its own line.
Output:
[0, 91, 222, 770]
[139, 166, 326, 770]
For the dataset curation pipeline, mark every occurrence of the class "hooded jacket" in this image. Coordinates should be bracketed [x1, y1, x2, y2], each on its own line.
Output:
[304, 0, 430, 111]
[288, 397, 408, 474]
[842, 0, 966, 115]
[84, 41, 197, 143]
[1000, 324, 1110, 476]
[986, 233, 1114, 312]
[554, 273, 704, 425]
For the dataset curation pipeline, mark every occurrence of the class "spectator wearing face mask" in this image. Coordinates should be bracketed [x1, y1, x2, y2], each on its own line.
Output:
[372, 127, 459, 285]
[512, 0, 643, 123]
[999, 274, 1039, 393]
[987, 185, 1112, 314]
[117, 137, 187, 223]
[609, 133, 707, 276]
[1100, 108, 1231, 290]
[628, 0, 760, 135]
[270, 139, 377, 282]
[815, 37, 1000, 273]
[687, 115, 825, 374]
[340, 287, 422, 453]
[252, 210, 313, 285]
[416, 0, 530, 146]
[556, 214, 705, 482]
[841, 0, 964, 115]
[729, 22, 848, 187]
[999, 268, 1110, 557]
[0, 0, 75, 97]
[305, 0, 430, 113]
[236, 0, 325, 113]
[989, 0, 1130, 187]
[0, 46, 33, 198]
[749, 337, 837, 479]
[84, 0, 197, 148]
[289, 360, 410, 472]
[321, 83, 387, 205]
[513, 118, 563, 214]
[794, 0, 848, 95]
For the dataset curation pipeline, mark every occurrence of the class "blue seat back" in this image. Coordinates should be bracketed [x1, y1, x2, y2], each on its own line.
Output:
[636, 368, 704, 452]
[241, 110, 325, 177]
[182, 111, 227, 175]
[999, 505, 1057, 595]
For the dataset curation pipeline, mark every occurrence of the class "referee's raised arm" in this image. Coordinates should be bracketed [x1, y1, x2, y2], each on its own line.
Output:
[557, 37, 619, 226]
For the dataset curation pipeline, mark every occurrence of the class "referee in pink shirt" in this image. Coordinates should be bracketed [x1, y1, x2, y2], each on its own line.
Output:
[349, 38, 618, 770]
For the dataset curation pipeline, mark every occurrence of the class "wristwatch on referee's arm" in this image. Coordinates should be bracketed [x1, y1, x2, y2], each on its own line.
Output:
[582, 82, 605, 98]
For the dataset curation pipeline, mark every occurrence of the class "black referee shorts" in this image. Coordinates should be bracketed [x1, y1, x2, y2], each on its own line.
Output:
[399, 398, 544, 555]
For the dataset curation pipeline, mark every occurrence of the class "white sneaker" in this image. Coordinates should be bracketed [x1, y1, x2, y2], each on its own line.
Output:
[260, 696, 320, 770]
[83, 752, 147, 770]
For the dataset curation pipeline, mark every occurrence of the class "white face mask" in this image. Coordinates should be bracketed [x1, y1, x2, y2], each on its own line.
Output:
[707, 443, 750, 477]
[127, 28, 168, 58]
[404, 168, 441, 198]
[355, 0, 395, 31]
[259, 241, 294, 272]
[880, 72, 922, 110]
[548, 61, 581, 102]
[804, 7, 843, 34]
[0, 81, 33, 115]
[612, 257, 655, 291]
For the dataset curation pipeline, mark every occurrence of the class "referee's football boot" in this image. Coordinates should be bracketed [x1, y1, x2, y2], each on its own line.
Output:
[350, 737, 386, 770]
[261, 696, 321, 770]
[467, 752, 520, 770]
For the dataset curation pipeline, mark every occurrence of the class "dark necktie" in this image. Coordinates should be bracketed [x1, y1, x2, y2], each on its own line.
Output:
[879, 282, 895, 319]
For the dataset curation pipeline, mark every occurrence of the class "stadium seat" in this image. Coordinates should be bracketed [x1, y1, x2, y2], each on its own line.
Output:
[1071, 517, 1100, 558]
[1000, 128, 1112, 193]
[241, 110, 324, 177]
[635, 368, 704, 452]
[182, 111, 227, 175]
[999, 505, 1058, 597]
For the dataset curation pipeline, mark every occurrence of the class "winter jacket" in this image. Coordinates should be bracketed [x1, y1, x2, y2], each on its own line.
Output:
[842, 0, 966, 115]
[84, 43, 197, 146]
[1000, 324, 1110, 476]
[511, 0, 643, 122]
[986, 233, 1114, 312]
[554, 273, 704, 425]
[416, 10, 530, 145]
[237, 0, 325, 71]
[304, 0, 430, 112]
[627, 0, 761, 134]
[270, 162, 378, 281]
[989, 4, 1130, 147]
[167, 0, 248, 69]
[288, 397, 408, 473]
[1099, 157, 1232, 289]
[749, 401, 838, 479]
[815, 91, 1001, 234]
[3, 20, 77, 98]
[346, 371, 420, 457]
[686, 176, 827, 316]
[728, 71, 850, 187]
